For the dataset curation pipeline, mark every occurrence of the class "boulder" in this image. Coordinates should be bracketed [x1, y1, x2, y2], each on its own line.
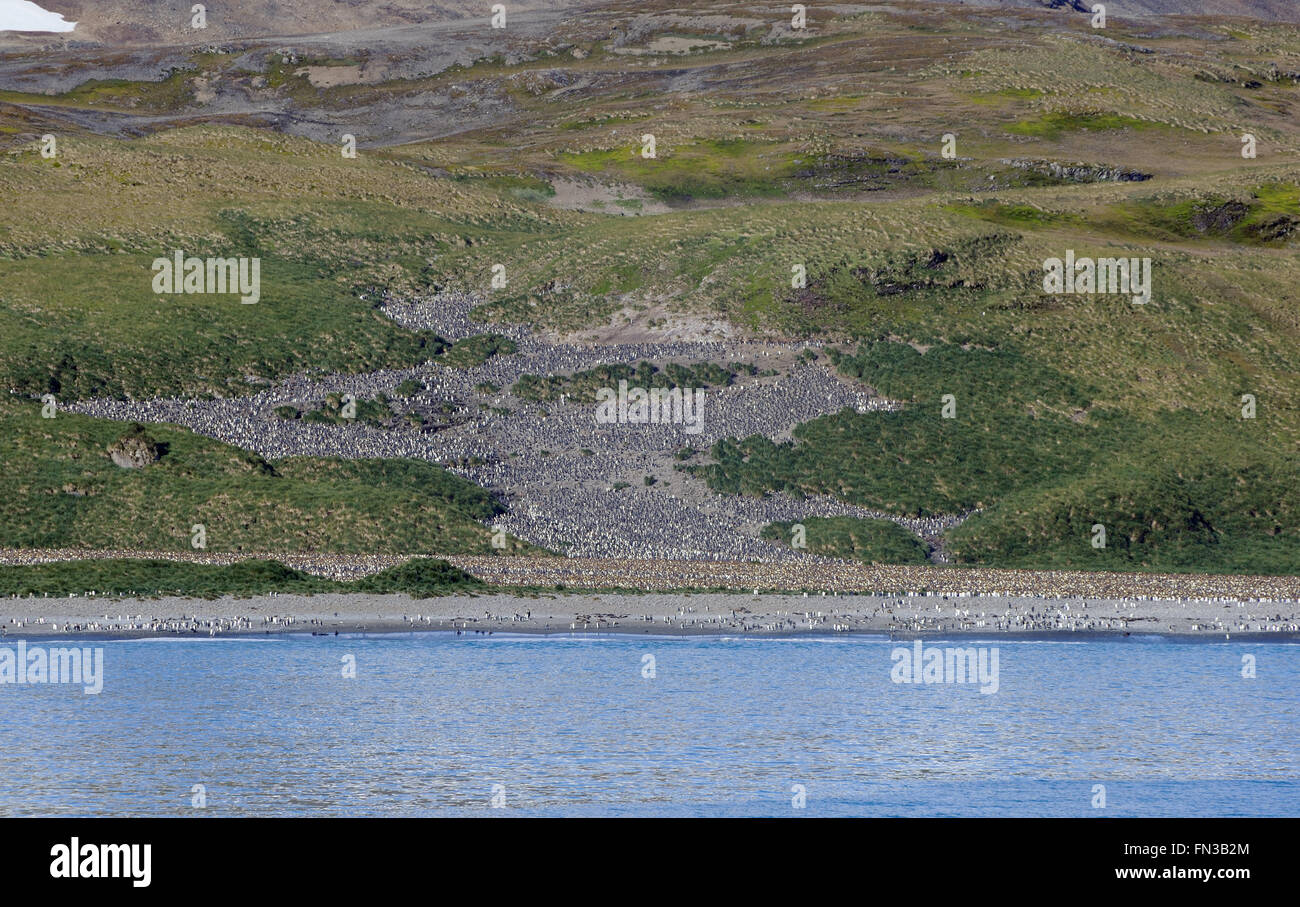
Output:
[107, 426, 162, 469]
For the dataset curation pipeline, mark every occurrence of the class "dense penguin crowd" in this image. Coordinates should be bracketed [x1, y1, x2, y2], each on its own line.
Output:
[69, 290, 960, 561]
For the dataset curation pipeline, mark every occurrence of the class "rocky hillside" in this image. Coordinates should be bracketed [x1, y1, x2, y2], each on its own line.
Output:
[8, 0, 1300, 49]
[2, 0, 592, 46]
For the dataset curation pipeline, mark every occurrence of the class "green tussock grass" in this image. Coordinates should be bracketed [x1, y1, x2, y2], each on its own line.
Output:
[944, 200, 1076, 229]
[0, 401, 540, 556]
[559, 138, 795, 202]
[440, 333, 519, 368]
[762, 516, 932, 565]
[0, 244, 447, 400]
[1098, 184, 1300, 246]
[555, 138, 971, 203]
[0, 128, 571, 401]
[352, 557, 486, 597]
[0, 556, 482, 599]
[1005, 110, 1157, 140]
[694, 341, 1300, 574]
[275, 393, 405, 429]
[4, 0, 1300, 578]
[0, 72, 196, 113]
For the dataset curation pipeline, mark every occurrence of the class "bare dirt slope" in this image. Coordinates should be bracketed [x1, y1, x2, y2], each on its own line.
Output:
[3, 0, 597, 46]
[962, 0, 1300, 22]
[8, 0, 1300, 49]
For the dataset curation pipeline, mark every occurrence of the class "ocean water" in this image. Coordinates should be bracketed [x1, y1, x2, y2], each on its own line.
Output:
[1, 633, 1296, 817]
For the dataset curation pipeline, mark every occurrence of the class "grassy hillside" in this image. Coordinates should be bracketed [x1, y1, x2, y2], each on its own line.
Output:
[0, 557, 484, 599]
[762, 516, 932, 566]
[0, 128, 575, 400]
[697, 340, 1299, 574]
[1, 1, 1298, 577]
[0, 401, 535, 555]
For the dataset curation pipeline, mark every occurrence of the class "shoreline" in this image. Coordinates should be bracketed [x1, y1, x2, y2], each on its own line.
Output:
[14, 627, 1295, 644]
[3, 591, 1297, 641]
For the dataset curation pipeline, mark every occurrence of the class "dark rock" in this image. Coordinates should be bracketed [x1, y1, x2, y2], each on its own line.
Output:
[1001, 158, 1153, 183]
[1192, 201, 1250, 234]
[107, 424, 163, 469]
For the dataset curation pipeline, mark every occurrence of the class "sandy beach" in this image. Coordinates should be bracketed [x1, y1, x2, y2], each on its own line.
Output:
[2, 590, 1298, 640]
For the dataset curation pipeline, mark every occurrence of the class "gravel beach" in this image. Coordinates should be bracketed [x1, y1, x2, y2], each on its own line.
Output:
[3, 590, 1297, 640]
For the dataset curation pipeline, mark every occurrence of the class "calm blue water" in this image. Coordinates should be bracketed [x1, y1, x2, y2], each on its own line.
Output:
[1, 633, 1296, 817]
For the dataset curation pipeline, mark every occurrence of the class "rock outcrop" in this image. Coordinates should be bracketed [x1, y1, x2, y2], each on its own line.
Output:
[107, 425, 162, 469]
